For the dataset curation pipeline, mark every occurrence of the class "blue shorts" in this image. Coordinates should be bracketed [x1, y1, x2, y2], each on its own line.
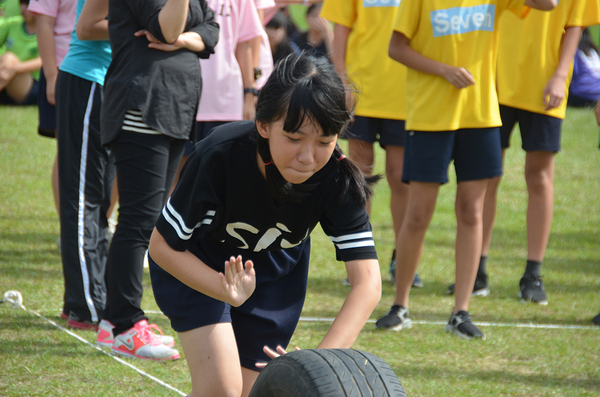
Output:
[499, 105, 562, 152]
[0, 79, 38, 106]
[149, 237, 311, 371]
[342, 116, 406, 147]
[183, 121, 230, 157]
[38, 69, 57, 138]
[403, 128, 503, 184]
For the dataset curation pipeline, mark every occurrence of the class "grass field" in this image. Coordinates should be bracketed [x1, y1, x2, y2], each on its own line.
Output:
[0, 105, 599, 396]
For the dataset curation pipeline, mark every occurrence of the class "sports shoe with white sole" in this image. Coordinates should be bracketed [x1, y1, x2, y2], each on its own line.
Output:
[375, 305, 412, 331]
[97, 319, 175, 348]
[518, 274, 548, 305]
[445, 311, 485, 340]
[447, 274, 490, 297]
[111, 320, 180, 361]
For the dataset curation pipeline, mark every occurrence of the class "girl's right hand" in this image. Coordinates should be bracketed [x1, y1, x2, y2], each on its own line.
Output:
[219, 255, 256, 307]
[443, 66, 475, 89]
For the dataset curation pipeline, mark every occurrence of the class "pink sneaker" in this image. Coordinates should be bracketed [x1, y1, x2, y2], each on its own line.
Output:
[67, 312, 98, 331]
[111, 320, 180, 361]
[96, 319, 175, 348]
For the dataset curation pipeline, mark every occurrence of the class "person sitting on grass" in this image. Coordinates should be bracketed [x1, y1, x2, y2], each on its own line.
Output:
[148, 54, 382, 397]
[0, 0, 41, 106]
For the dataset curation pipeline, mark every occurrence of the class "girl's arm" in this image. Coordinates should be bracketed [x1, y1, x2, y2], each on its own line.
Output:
[389, 30, 475, 89]
[318, 259, 381, 348]
[236, 39, 257, 120]
[543, 26, 582, 110]
[331, 23, 349, 84]
[35, 14, 57, 104]
[524, 0, 558, 11]
[135, 29, 206, 52]
[148, 228, 256, 307]
[158, 0, 190, 44]
[595, 101, 600, 126]
[76, 0, 109, 40]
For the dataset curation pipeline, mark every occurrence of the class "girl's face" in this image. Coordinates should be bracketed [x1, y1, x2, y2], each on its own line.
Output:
[257, 117, 337, 185]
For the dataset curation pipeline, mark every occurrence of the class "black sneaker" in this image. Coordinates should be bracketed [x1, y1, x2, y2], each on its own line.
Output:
[389, 251, 423, 288]
[447, 274, 489, 296]
[445, 311, 485, 340]
[593, 313, 600, 326]
[375, 305, 412, 331]
[519, 274, 548, 305]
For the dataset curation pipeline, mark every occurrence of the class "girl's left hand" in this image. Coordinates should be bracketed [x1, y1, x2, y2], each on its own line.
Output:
[543, 75, 566, 111]
[135, 29, 183, 52]
[255, 345, 301, 369]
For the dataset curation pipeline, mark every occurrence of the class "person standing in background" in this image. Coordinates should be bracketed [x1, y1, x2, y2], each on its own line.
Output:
[53, 0, 115, 331]
[28, 0, 76, 231]
[452, 0, 600, 304]
[321, 0, 420, 289]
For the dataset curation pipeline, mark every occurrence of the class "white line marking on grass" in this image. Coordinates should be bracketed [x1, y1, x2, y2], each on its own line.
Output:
[297, 316, 598, 330]
[77, 310, 598, 330]
[14, 305, 186, 396]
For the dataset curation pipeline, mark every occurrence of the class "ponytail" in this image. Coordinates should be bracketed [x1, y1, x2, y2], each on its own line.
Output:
[333, 145, 382, 206]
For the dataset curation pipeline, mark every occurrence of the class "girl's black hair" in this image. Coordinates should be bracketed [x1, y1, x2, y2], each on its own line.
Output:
[255, 53, 381, 205]
[579, 28, 600, 57]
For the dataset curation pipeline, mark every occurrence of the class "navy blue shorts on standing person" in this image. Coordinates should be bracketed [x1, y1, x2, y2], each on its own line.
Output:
[343, 116, 406, 147]
[149, 237, 311, 371]
[499, 105, 563, 152]
[38, 68, 57, 138]
[403, 127, 503, 184]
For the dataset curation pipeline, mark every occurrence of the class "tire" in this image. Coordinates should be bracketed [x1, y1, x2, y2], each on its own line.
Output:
[248, 348, 407, 397]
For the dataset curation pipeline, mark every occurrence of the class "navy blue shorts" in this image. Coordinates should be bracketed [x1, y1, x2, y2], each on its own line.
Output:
[403, 127, 503, 184]
[0, 79, 39, 105]
[37, 69, 57, 138]
[499, 105, 562, 152]
[183, 121, 230, 156]
[342, 116, 406, 147]
[149, 238, 311, 371]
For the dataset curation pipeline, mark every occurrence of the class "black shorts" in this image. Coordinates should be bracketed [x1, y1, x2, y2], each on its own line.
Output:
[499, 105, 562, 152]
[342, 116, 406, 147]
[38, 69, 57, 138]
[149, 237, 311, 371]
[403, 127, 503, 184]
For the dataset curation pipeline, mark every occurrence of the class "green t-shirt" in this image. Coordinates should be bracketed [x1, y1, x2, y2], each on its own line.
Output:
[0, 0, 20, 18]
[0, 15, 39, 80]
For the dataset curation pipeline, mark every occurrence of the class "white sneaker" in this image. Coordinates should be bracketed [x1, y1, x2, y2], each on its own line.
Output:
[97, 319, 175, 348]
[111, 320, 180, 361]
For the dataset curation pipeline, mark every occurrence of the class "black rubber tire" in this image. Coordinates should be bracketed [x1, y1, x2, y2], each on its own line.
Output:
[248, 348, 407, 397]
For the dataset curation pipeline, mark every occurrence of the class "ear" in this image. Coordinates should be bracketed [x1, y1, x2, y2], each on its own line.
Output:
[256, 120, 270, 140]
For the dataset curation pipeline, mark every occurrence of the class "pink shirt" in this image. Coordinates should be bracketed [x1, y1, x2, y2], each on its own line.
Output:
[197, 0, 263, 121]
[252, 0, 275, 89]
[28, 0, 76, 66]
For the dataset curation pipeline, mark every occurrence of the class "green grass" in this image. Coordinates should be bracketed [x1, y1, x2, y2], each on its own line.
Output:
[1, 105, 599, 396]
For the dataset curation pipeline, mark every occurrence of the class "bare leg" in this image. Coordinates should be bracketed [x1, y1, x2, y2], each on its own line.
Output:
[524, 151, 555, 262]
[178, 323, 244, 397]
[393, 182, 439, 308]
[384, 145, 408, 240]
[347, 139, 374, 213]
[5, 72, 34, 103]
[481, 150, 505, 257]
[454, 179, 488, 312]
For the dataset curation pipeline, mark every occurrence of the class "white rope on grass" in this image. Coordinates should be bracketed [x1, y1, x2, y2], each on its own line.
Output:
[1, 291, 186, 397]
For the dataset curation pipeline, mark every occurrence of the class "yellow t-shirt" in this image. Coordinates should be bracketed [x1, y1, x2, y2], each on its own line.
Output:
[321, 0, 407, 120]
[394, 0, 528, 131]
[497, 0, 600, 119]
